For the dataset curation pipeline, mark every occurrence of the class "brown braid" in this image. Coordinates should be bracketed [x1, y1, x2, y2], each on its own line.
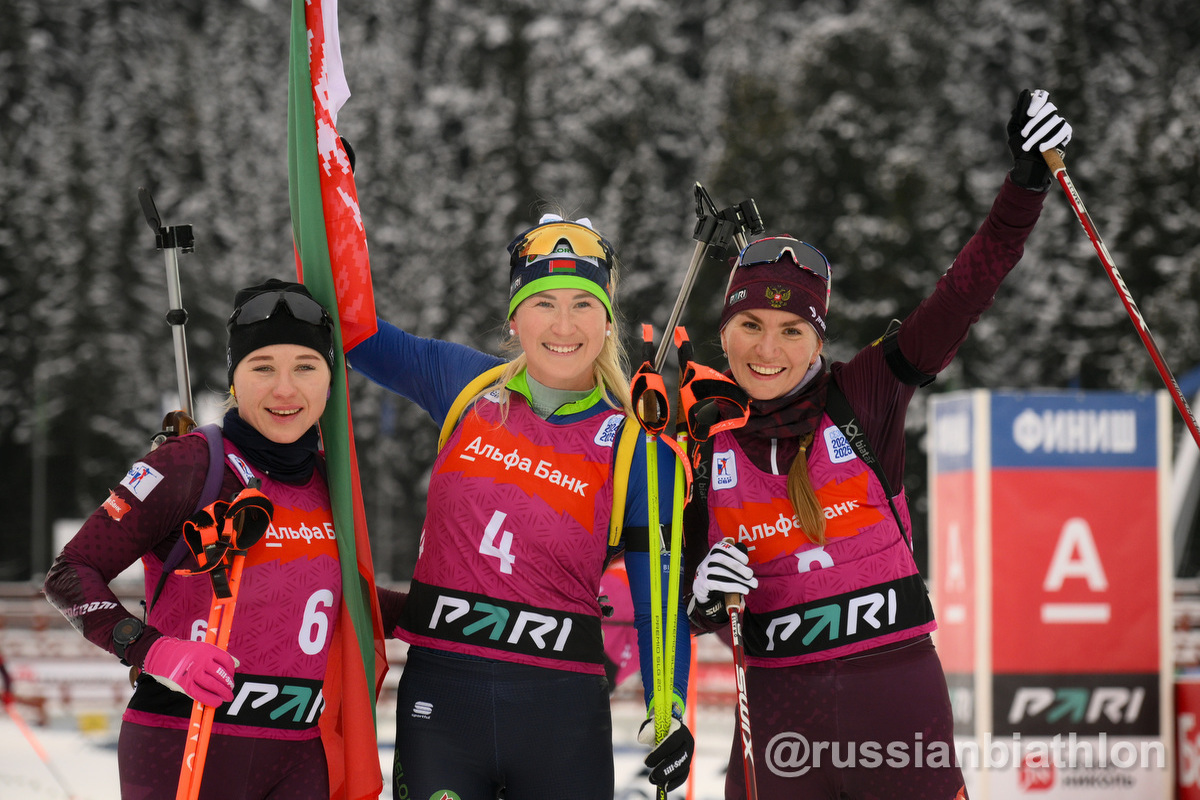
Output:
[786, 432, 827, 545]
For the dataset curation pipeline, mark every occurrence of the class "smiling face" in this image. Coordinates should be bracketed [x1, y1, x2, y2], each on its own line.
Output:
[510, 288, 609, 391]
[720, 308, 824, 401]
[231, 344, 331, 443]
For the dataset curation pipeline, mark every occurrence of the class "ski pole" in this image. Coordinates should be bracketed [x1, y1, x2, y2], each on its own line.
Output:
[631, 325, 685, 800]
[722, 537, 759, 800]
[173, 486, 273, 800]
[654, 184, 763, 371]
[633, 327, 670, 741]
[176, 557, 244, 800]
[138, 187, 198, 444]
[3, 694, 78, 799]
[673, 334, 753, 797]
[685, 640, 698, 800]
[1042, 149, 1200, 451]
[667, 327, 694, 797]
[662, 333, 688, 748]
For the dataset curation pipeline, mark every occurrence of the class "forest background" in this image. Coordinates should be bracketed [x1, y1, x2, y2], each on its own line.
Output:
[2, 0, 1198, 581]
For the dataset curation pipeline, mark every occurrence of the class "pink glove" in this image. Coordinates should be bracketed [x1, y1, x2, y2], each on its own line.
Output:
[142, 637, 237, 707]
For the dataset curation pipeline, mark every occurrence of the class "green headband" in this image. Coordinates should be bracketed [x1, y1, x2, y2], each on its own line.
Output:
[507, 267, 614, 319]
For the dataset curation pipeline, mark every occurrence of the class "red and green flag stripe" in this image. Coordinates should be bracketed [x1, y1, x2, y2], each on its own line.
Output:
[287, 1, 385, 798]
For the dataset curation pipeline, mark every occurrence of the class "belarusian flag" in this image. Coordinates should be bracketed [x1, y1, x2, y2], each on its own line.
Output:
[287, 1, 386, 799]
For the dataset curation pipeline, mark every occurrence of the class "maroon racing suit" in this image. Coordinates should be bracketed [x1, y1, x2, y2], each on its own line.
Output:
[43, 424, 405, 800]
[692, 175, 1045, 800]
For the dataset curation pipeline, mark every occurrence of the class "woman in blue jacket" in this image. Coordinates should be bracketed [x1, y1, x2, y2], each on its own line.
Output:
[349, 213, 693, 799]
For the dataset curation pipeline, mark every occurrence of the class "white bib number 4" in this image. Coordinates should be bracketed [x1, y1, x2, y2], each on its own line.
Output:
[480, 510, 516, 574]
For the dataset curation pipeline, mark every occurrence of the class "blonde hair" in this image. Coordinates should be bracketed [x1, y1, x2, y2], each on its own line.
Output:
[472, 332, 633, 421]
[467, 247, 632, 419]
[786, 433, 827, 545]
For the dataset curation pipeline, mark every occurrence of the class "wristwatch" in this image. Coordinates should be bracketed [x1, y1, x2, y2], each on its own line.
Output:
[112, 617, 146, 665]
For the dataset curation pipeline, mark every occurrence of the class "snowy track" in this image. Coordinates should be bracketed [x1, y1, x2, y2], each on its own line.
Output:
[0, 701, 735, 800]
[1, 590, 737, 799]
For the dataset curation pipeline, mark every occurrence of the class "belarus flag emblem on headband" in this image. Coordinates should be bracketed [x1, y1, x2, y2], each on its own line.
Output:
[548, 259, 577, 273]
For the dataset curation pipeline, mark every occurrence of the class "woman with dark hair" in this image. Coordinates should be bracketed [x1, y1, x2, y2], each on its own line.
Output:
[44, 279, 405, 799]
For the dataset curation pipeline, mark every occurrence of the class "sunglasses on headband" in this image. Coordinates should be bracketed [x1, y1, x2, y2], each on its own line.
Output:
[734, 236, 832, 306]
[227, 291, 332, 330]
[508, 222, 614, 267]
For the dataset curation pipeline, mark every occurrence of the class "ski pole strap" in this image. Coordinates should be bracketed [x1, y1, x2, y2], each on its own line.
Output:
[631, 324, 669, 436]
[674, 327, 750, 448]
[177, 500, 232, 576]
[632, 325, 692, 493]
[226, 487, 272, 544]
[175, 487, 274, 582]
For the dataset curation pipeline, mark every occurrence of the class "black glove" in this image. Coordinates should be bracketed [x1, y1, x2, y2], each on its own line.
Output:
[1007, 88, 1073, 191]
[639, 716, 695, 792]
[687, 540, 757, 626]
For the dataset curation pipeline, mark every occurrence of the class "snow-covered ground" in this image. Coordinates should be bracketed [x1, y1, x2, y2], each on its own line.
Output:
[0, 697, 735, 800]
[1, 618, 737, 800]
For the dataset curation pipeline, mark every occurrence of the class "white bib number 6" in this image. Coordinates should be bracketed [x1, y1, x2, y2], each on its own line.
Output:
[480, 510, 516, 574]
[298, 589, 335, 655]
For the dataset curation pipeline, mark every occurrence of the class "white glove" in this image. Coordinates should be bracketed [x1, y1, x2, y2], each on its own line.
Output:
[1007, 88, 1073, 191]
[1016, 89, 1073, 153]
[693, 540, 757, 604]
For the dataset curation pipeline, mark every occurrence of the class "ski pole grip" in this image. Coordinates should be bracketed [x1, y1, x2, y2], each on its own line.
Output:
[1042, 148, 1066, 175]
[722, 536, 745, 611]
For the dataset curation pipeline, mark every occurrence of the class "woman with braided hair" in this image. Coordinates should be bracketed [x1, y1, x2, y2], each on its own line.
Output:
[685, 89, 1074, 799]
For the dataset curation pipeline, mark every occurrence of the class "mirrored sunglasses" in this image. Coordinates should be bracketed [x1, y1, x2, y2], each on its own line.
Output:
[508, 222, 613, 265]
[228, 291, 331, 329]
[735, 236, 832, 306]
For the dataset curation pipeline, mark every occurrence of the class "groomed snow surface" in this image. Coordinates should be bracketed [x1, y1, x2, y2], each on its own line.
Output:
[1, 624, 738, 800]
